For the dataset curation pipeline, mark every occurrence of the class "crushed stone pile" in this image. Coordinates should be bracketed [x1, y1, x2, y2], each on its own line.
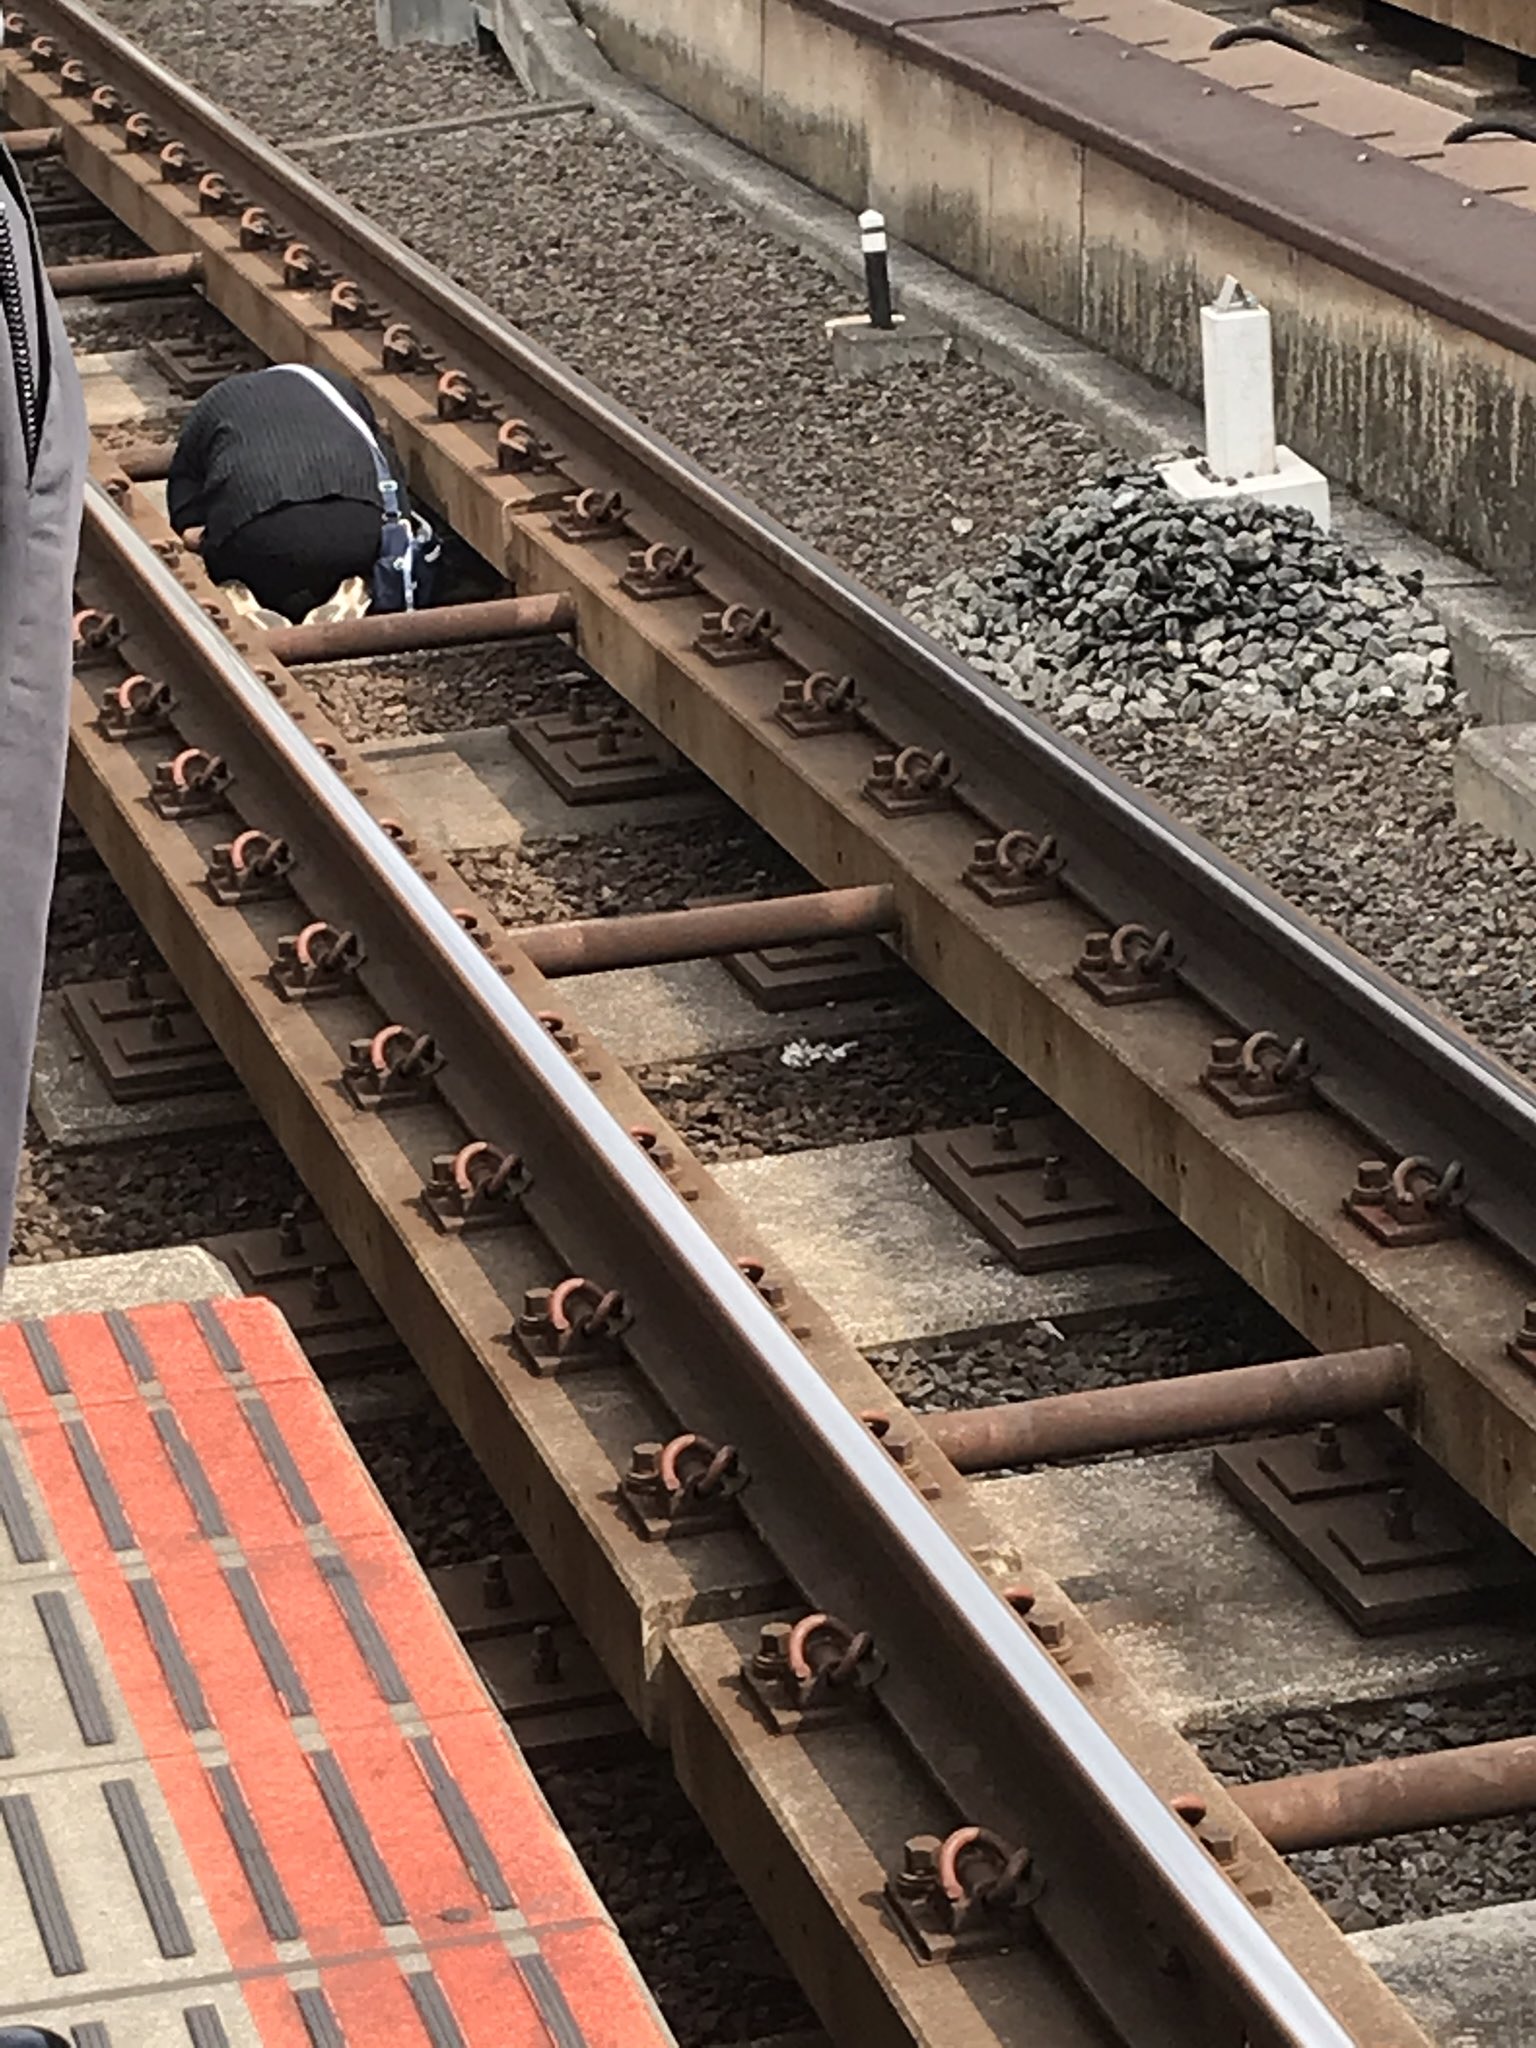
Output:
[907, 470, 1457, 737]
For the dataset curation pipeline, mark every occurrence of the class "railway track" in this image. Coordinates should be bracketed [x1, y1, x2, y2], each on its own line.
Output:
[10, 5, 1536, 2044]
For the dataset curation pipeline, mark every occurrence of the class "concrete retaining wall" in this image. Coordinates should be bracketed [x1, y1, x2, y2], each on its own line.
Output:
[571, 0, 1536, 591]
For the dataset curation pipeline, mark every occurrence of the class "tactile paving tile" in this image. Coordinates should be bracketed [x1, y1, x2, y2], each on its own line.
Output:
[0, 1297, 675, 2047]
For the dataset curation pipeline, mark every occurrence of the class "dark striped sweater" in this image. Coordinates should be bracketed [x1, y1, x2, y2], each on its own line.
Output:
[165, 366, 406, 551]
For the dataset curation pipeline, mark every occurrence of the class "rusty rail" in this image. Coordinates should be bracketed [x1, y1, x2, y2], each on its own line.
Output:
[1236, 1733, 1536, 1851]
[263, 591, 574, 664]
[67, 472, 1376, 2048]
[926, 1346, 1413, 1473]
[513, 885, 899, 977]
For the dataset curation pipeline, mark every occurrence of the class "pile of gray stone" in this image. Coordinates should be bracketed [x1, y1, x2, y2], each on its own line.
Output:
[906, 470, 1456, 736]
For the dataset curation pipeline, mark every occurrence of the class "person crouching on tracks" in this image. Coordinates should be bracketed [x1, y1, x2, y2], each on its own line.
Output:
[166, 363, 441, 629]
[0, 137, 88, 1279]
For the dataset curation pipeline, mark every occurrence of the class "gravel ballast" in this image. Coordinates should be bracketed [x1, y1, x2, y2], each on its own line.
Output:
[870, 1296, 1301, 1418]
[638, 1021, 1027, 1162]
[909, 471, 1455, 738]
[1196, 1683, 1536, 1929]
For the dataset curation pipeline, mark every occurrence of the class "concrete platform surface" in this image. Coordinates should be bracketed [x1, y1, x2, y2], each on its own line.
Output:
[0, 1296, 675, 2046]
[712, 1136, 1219, 1350]
[1353, 1902, 1536, 2048]
[360, 725, 725, 850]
[975, 1449, 1536, 1730]
[1, 1247, 239, 1320]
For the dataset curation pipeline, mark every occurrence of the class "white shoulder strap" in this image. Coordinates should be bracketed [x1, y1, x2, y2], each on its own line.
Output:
[267, 364, 398, 510]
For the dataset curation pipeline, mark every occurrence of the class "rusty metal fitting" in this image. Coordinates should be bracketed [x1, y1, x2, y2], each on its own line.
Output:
[123, 110, 157, 150]
[58, 56, 90, 93]
[150, 747, 230, 820]
[515, 1277, 631, 1376]
[378, 817, 415, 855]
[157, 139, 193, 183]
[775, 669, 860, 737]
[434, 369, 475, 421]
[281, 241, 320, 290]
[3, 8, 28, 35]
[103, 472, 133, 509]
[1345, 1153, 1466, 1246]
[1074, 922, 1177, 1005]
[271, 922, 364, 1003]
[863, 744, 957, 817]
[206, 829, 293, 905]
[342, 1024, 444, 1112]
[238, 206, 276, 250]
[621, 1431, 747, 1541]
[328, 278, 367, 328]
[196, 171, 232, 215]
[97, 672, 173, 741]
[537, 1011, 582, 1056]
[619, 541, 701, 602]
[962, 827, 1062, 906]
[424, 1141, 529, 1233]
[88, 85, 122, 122]
[496, 417, 560, 474]
[445, 909, 489, 953]
[741, 1610, 882, 1729]
[737, 1257, 788, 1319]
[73, 606, 122, 657]
[552, 487, 626, 544]
[884, 1825, 1039, 1961]
[694, 602, 779, 667]
[1507, 1303, 1536, 1375]
[1202, 1029, 1315, 1116]
[27, 33, 58, 68]
[630, 1126, 699, 1204]
[381, 322, 422, 374]
[859, 1409, 941, 1499]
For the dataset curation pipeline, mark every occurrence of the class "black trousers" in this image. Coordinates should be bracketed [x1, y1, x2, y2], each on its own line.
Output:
[204, 496, 380, 623]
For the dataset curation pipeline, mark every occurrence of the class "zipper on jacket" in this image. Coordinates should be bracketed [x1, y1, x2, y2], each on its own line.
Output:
[0, 196, 41, 475]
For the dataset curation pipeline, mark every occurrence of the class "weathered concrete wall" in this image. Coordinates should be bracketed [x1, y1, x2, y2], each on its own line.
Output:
[573, 0, 1536, 591]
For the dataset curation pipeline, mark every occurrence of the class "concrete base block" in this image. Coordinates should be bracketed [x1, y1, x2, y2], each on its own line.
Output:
[1441, 605, 1536, 724]
[824, 313, 951, 379]
[1453, 722, 1536, 855]
[711, 1135, 1219, 1350]
[1158, 447, 1331, 530]
[29, 991, 256, 1150]
[975, 1450, 1536, 1731]
[1353, 1902, 1536, 2048]
[1269, 2, 1364, 48]
[376, 0, 477, 47]
[1408, 61, 1523, 114]
[359, 726, 724, 850]
[570, 959, 922, 1069]
[1, 1246, 239, 1320]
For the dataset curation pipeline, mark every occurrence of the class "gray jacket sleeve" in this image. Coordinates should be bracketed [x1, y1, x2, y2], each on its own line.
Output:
[0, 145, 88, 1273]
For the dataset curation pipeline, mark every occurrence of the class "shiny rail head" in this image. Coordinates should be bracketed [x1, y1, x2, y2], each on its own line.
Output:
[77, 474, 1361, 2045]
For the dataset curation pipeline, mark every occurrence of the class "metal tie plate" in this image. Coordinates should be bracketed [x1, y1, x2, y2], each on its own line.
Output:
[911, 1112, 1179, 1272]
[1213, 1416, 1536, 1633]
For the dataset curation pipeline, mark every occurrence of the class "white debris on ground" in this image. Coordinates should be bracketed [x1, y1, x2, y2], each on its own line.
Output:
[906, 470, 1459, 738]
[778, 1039, 859, 1070]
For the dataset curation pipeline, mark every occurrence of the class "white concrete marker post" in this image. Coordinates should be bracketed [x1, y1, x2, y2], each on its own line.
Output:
[1159, 276, 1331, 528]
[825, 205, 951, 378]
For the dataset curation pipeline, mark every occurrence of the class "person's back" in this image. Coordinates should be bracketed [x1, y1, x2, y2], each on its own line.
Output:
[167, 368, 403, 623]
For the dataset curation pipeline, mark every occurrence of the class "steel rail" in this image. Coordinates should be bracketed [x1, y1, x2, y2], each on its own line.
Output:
[79, 481, 1361, 2047]
[18, 0, 1536, 1279]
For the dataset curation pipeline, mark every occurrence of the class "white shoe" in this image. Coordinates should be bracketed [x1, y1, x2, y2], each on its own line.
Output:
[302, 576, 371, 629]
[219, 580, 289, 634]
